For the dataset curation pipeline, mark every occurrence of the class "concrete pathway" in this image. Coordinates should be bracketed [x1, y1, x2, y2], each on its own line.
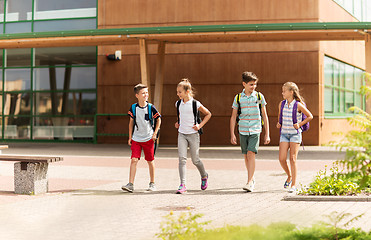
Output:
[0, 143, 369, 240]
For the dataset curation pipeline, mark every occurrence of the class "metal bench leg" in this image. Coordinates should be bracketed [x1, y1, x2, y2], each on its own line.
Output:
[14, 162, 49, 195]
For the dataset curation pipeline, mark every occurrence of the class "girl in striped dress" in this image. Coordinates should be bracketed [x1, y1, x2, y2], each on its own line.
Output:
[276, 82, 313, 193]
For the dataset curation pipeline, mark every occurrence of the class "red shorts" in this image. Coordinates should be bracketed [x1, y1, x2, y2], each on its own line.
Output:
[131, 139, 155, 161]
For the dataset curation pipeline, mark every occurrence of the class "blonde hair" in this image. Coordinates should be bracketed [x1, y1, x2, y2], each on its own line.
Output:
[177, 78, 195, 97]
[283, 82, 305, 103]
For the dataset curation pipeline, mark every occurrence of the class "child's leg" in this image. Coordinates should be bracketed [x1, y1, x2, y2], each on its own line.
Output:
[188, 133, 207, 178]
[147, 160, 155, 183]
[178, 133, 188, 185]
[129, 158, 139, 183]
[278, 142, 291, 182]
[289, 142, 300, 186]
[244, 151, 255, 183]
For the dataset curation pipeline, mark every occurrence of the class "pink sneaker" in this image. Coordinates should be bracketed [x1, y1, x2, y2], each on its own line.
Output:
[201, 174, 208, 190]
[176, 184, 187, 194]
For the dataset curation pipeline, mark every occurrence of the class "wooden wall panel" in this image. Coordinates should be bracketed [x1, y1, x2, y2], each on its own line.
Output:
[99, 0, 318, 28]
[97, 51, 321, 145]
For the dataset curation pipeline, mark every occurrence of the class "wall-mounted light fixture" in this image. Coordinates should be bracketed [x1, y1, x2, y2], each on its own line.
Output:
[106, 50, 122, 61]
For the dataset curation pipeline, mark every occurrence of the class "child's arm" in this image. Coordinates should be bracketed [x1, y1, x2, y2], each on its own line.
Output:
[128, 118, 134, 146]
[152, 117, 161, 141]
[294, 103, 313, 130]
[261, 106, 270, 145]
[230, 108, 238, 145]
[276, 101, 283, 129]
[193, 105, 211, 130]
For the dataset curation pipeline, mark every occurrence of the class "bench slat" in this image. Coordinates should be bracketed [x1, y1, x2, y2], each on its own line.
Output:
[0, 155, 63, 163]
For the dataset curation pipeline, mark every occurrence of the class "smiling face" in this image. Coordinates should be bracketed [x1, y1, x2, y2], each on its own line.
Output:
[176, 86, 190, 100]
[135, 88, 149, 102]
[243, 80, 257, 94]
[282, 86, 293, 100]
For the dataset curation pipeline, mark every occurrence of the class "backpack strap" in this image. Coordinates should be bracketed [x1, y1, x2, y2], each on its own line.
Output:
[257, 92, 264, 126]
[192, 99, 198, 125]
[292, 101, 300, 134]
[147, 103, 155, 129]
[236, 93, 241, 116]
[176, 100, 181, 124]
[131, 103, 138, 132]
[279, 100, 286, 134]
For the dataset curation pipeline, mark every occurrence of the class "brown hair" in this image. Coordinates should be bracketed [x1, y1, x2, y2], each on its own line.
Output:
[242, 72, 259, 83]
[177, 78, 195, 97]
[283, 82, 305, 103]
[134, 83, 148, 94]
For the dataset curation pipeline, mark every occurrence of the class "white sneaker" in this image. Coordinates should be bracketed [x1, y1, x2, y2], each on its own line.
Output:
[243, 177, 255, 192]
[288, 186, 297, 193]
[147, 182, 157, 191]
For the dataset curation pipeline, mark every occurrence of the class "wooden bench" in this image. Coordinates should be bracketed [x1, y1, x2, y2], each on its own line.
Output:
[0, 151, 63, 195]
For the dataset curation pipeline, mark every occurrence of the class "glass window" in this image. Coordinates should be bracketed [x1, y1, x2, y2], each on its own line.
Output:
[355, 93, 363, 110]
[5, 48, 31, 67]
[0, 69, 2, 91]
[343, 0, 354, 14]
[5, 22, 31, 33]
[324, 57, 333, 86]
[35, 0, 96, 20]
[6, 0, 32, 21]
[345, 92, 354, 110]
[339, 63, 345, 88]
[345, 65, 354, 90]
[33, 18, 96, 32]
[4, 69, 31, 91]
[34, 92, 96, 115]
[324, 87, 333, 113]
[354, 68, 363, 90]
[34, 47, 96, 66]
[4, 116, 30, 139]
[354, 0, 362, 20]
[0, 0, 4, 22]
[34, 67, 96, 91]
[3, 92, 31, 115]
[339, 90, 345, 113]
[367, 1, 371, 21]
[334, 88, 339, 113]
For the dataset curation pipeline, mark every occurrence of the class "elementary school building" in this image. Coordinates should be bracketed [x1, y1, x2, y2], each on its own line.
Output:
[0, 0, 370, 146]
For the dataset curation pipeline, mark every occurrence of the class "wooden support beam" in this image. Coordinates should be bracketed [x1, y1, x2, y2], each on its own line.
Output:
[154, 42, 166, 113]
[365, 34, 371, 114]
[139, 39, 151, 101]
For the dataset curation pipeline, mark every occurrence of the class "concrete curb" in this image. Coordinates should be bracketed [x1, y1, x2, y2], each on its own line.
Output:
[283, 195, 371, 202]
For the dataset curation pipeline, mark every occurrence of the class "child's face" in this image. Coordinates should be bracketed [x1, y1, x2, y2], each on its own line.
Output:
[243, 80, 257, 93]
[136, 88, 149, 102]
[282, 86, 293, 100]
[176, 87, 189, 100]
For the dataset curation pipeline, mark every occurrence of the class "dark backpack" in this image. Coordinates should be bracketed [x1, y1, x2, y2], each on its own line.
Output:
[176, 99, 203, 135]
[236, 92, 264, 127]
[131, 102, 160, 153]
[279, 100, 309, 133]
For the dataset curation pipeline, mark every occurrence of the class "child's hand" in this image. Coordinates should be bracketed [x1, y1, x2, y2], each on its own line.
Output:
[293, 123, 300, 129]
[152, 134, 157, 142]
[264, 135, 270, 145]
[128, 138, 132, 146]
[276, 122, 281, 128]
[192, 124, 200, 131]
[175, 122, 179, 128]
[230, 134, 237, 145]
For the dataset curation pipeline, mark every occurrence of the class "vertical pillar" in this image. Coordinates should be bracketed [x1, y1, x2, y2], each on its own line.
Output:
[365, 34, 371, 114]
[139, 39, 151, 101]
[154, 42, 166, 113]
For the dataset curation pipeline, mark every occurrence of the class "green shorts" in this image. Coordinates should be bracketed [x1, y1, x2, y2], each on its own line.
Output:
[239, 133, 260, 154]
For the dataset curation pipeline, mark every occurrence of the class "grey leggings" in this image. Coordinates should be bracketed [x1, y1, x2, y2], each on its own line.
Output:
[178, 132, 207, 185]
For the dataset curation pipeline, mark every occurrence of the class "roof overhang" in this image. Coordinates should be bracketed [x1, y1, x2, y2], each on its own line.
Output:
[0, 22, 370, 48]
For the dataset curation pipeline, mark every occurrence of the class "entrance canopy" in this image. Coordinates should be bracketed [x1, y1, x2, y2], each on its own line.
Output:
[1, 22, 370, 111]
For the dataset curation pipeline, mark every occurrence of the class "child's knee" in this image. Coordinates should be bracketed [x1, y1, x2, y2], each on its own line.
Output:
[131, 158, 139, 164]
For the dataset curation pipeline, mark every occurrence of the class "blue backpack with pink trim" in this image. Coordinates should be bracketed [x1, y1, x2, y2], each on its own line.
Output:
[279, 100, 309, 133]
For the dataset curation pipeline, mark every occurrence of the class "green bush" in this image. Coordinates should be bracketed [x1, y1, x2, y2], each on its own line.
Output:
[156, 211, 370, 240]
[300, 162, 360, 195]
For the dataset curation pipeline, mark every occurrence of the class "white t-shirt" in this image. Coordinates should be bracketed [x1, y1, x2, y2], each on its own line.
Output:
[175, 98, 203, 134]
[128, 104, 161, 142]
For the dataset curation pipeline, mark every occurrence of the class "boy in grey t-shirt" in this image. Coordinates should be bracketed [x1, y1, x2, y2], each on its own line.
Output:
[121, 84, 161, 192]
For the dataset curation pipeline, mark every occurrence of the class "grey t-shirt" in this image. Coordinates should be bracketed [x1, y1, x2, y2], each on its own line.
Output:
[128, 104, 160, 142]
